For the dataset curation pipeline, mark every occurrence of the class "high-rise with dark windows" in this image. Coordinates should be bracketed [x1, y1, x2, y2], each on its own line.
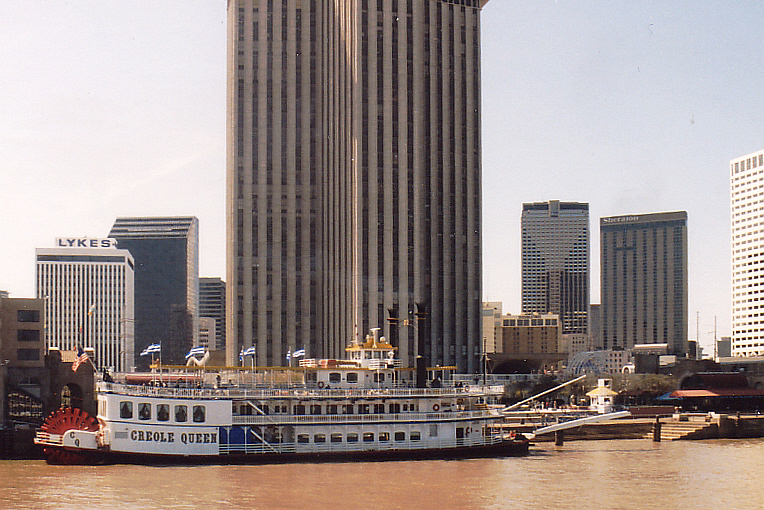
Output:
[108, 217, 199, 369]
[200, 277, 226, 351]
[227, 0, 487, 371]
[600, 211, 688, 356]
[521, 201, 589, 335]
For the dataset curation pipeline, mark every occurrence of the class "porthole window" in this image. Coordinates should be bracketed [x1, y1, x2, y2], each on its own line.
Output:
[394, 431, 405, 442]
[379, 432, 390, 442]
[347, 373, 358, 383]
[297, 434, 310, 443]
[175, 405, 188, 422]
[157, 404, 170, 421]
[314, 434, 326, 443]
[330, 433, 342, 443]
[347, 433, 359, 443]
[120, 401, 133, 419]
[193, 405, 206, 423]
[138, 403, 151, 421]
[363, 432, 374, 442]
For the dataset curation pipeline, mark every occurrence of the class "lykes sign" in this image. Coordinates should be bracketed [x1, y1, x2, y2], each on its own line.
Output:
[56, 237, 118, 249]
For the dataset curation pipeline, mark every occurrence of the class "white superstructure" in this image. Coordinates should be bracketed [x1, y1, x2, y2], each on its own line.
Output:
[731, 149, 764, 356]
[36, 238, 135, 372]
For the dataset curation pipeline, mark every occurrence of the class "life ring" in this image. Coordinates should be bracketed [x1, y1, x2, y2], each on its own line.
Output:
[465, 427, 471, 435]
[432, 404, 440, 412]
[509, 430, 516, 440]
[317, 381, 325, 388]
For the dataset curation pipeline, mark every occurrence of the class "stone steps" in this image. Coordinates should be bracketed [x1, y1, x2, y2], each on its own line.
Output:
[643, 419, 717, 441]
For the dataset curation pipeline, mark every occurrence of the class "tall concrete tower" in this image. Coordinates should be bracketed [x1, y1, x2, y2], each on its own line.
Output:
[227, 0, 487, 371]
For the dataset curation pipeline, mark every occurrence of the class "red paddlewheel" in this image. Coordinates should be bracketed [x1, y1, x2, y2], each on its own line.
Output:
[41, 407, 99, 435]
[43, 447, 89, 465]
[40, 408, 100, 465]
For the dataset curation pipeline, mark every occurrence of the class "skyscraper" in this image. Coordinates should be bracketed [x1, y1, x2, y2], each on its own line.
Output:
[600, 211, 688, 356]
[227, 0, 486, 371]
[36, 238, 134, 372]
[108, 217, 199, 368]
[199, 277, 226, 351]
[731, 149, 764, 357]
[521, 201, 589, 335]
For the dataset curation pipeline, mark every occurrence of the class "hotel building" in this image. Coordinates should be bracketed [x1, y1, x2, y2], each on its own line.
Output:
[36, 238, 135, 372]
[731, 149, 764, 356]
[600, 211, 688, 356]
[521, 201, 589, 335]
[227, 0, 487, 371]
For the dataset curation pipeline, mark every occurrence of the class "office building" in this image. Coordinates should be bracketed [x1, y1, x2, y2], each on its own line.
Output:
[108, 217, 198, 368]
[36, 238, 134, 372]
[482, 302, 503, 354]
[199, 277, 226, 351]
[0, 297, 45, 369]
[227, 0, 486, 371]
[521, 201, 589, 334]
[731, 149, 764, 356]
[600, 211, 688, 356]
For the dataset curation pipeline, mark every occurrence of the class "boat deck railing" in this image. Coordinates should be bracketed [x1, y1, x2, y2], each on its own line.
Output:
[217, 431, 511, 455]
[97, 382, 505, 400]
[230, 409, 500, 426]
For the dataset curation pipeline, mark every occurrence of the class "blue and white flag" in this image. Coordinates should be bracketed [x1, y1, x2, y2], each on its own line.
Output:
[185, 346, 206, 359]
[140, 343, 161, 356]
[242, 346, 256, 357]
[292, 349, 305, 358]
[286, 349, 291, 362]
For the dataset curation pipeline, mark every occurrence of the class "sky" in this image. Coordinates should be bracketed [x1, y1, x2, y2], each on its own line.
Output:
[1, 1, 762, 354]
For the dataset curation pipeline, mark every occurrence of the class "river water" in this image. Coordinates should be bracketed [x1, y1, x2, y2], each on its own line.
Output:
[1, 439, 762, 509]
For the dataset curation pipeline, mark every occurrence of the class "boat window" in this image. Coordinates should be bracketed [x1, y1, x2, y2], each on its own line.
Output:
[294, 405, 306, 415]
[329, 373, 341, 383]
[347, 433, 359, 443]
[120, 401, 133, 419]
[403, 404, 408, 411]
[394, 431, 405, 442]
[347, 373, 358, 383]
[327, 404, 338, 415]
[138, 403, 151, 421]
[379, 432, 390, 442]
[363, 432, 374, 442]
[157, 404, 170, 422]
[456, 427, 465, 439]
[261, 404, 269, 415]
[373, 404, 385, 414]
[193, 405, 206, 423]
[411, 403, 418, 412]
[373, 373, 385, 383]
[310, 404, 322, 415]
[365, 351, 372, 359]
[342, 404, 354, 415]
[330, 433, 342, 443]
[358, 404, 370, 414]
[430, 424, 438, 437]
[411, 431, 421, 441]
[389, 403, 400, 413]
[297, 434, 310, 444]
[305, 372, 317, 382]
[175, 405, 188, 422]
[314, 434, 326, 443]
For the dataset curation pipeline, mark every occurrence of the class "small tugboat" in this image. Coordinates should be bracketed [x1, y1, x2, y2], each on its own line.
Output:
[35, 329, 529, 464]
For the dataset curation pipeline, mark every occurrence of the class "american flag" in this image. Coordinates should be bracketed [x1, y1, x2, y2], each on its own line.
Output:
[72, 347, 88, 372]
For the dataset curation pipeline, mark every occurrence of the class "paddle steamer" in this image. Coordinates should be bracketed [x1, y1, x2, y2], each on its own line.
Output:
[35, 329, 528, 464]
